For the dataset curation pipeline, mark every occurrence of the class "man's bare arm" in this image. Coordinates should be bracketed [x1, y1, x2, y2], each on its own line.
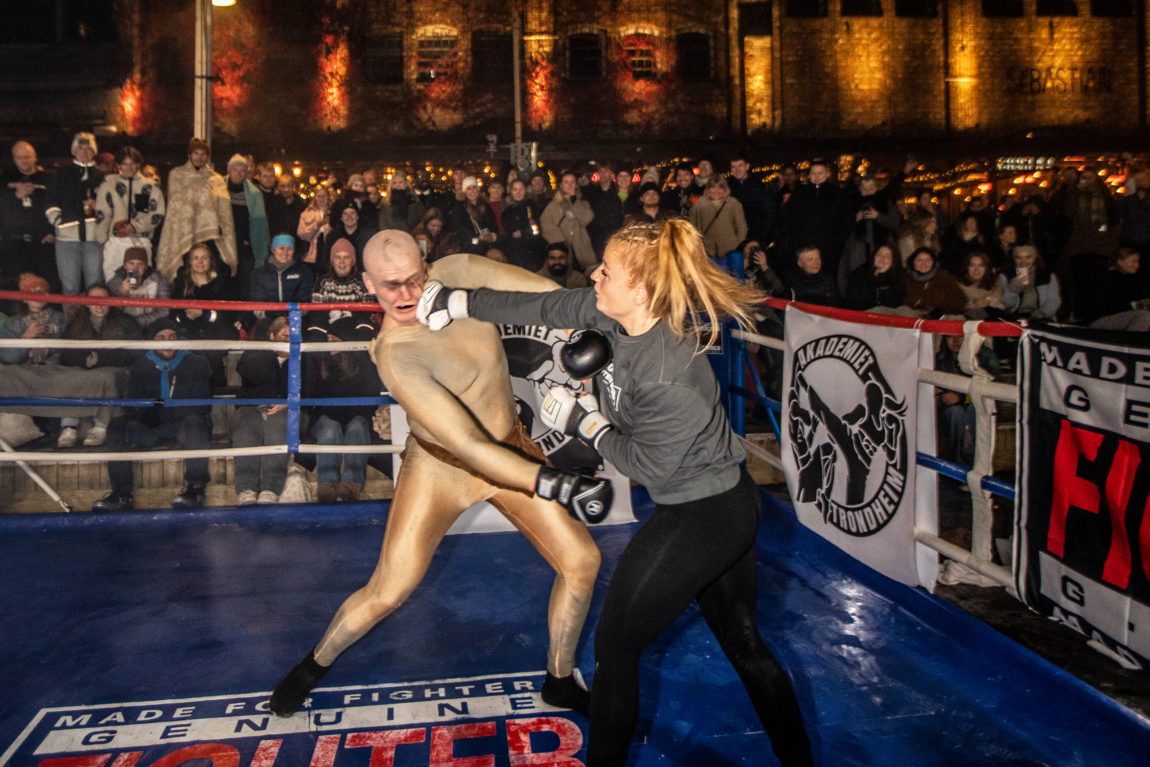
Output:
[429, 253, 559, 293]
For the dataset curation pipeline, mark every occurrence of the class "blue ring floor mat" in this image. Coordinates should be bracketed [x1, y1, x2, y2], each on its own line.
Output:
[1, 489, 1147, 766]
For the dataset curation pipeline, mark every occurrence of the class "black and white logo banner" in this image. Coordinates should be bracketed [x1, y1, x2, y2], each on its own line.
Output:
[781, 306, 937, 587]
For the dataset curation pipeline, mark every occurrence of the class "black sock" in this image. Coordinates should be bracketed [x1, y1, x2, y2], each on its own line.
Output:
[541, 671, 589, 717]
[268, 650, 330, 717]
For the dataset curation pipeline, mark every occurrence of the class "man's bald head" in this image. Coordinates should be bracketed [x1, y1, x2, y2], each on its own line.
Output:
[364, 230, 421, 277]
[363, 230, 430, 328]
[11, 141, 36, 175]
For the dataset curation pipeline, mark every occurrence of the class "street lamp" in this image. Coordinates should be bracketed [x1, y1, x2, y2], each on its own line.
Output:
[193, 0, 235, 145]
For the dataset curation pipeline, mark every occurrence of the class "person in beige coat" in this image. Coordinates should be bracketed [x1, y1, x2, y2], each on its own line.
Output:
[541, 170, 596, 274]
[688, 177, 748, 259]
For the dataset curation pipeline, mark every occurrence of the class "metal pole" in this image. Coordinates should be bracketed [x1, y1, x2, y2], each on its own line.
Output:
[193, 0, 212, 145]
[512, 13, 523, 154]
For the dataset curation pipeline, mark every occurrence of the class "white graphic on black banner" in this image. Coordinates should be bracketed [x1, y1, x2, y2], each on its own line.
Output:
[788, 334, 908, 536]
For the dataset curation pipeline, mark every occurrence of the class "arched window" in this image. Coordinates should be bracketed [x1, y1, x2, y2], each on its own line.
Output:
[568, 31, 605, 79]
[416, 27, 458, 83]
[622, 34, 657, 80]
[676, 32, 713, 81]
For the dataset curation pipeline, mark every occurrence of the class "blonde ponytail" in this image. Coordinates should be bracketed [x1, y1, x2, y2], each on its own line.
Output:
[610, 219, 764, 351]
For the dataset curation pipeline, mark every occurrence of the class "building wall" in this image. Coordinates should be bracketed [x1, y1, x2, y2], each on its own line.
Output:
[771, 0, 1141, 139]
[96, 0, 1145, 145]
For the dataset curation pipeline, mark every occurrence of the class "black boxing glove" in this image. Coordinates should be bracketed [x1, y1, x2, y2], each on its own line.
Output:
[561, 329, 612, 380]
[535, 466, 613, 525]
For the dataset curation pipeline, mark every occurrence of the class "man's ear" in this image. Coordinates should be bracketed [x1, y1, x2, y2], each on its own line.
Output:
[361, 271, 376, 294]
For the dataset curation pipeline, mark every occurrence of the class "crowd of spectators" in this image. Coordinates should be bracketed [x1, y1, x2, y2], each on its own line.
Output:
[0, 131, 1147, 508]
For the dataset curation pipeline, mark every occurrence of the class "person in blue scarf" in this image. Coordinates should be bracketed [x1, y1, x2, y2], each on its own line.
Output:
[92, 317, 213, 511]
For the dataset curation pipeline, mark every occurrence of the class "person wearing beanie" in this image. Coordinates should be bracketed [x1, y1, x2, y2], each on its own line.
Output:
[92, 317, 213, 512]
[225, 154, 269, 299]
[95, 146, 166, 281]
[308, 237, 375, 335]
[107, 246, 171, 329]
[0, 272, 64, 366]
[625, 181, 675, 225]
[338, 172, 377, 233]
[250, 232, 313, 305]
[449, 176, 499, 257]
[156, 138, 237, 290]
[0, 277, 126, 449]
[44, 132, 105, 294]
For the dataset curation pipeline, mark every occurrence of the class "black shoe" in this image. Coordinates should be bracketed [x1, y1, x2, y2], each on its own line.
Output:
[541, 670, 589, 716]
[172, 485, 205, 509]
[269, 651, 330, 717]
[91, 490, 133, 512]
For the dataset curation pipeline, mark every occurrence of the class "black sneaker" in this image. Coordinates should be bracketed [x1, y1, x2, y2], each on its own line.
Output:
[91, 491, 133, 512]
[541, 670, 589, 716]
[172, 485, 205, 509]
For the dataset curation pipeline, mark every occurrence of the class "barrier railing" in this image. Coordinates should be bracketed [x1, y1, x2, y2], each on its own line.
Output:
[716, 275, 1025, 594]
[0, 291, 398, 511]
[0, 281, 1025, 597]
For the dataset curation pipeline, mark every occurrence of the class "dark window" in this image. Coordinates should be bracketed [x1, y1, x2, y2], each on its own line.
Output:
[363, 34, 404, 85]
[1090, 0, 1134, 16]
[416, 34, 458, 83]
[740, 3, 774, 36]
[982, 0, 1024, 15]
[1036, 0, 1079, 15]
[676, 32, 713, 81]
[568, 33, 604, 79]
[785, 0, 829, 18]
[472, 32, 513, 82]
[842, 0, 882, 15]
[894, 0, 939, 17]
[623, 34, 657, 80]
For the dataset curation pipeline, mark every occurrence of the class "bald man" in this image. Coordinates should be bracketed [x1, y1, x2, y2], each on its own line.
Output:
[269, 230, 610, 717]
[1, 141, 54, 291]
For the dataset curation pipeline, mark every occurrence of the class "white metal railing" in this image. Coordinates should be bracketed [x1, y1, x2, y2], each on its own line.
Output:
[732, 320, 1020, 595]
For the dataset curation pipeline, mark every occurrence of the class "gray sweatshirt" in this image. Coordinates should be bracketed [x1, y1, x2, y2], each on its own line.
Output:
[470, 287, 744, 504]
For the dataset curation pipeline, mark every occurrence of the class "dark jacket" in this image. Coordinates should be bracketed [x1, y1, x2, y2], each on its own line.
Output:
[844, 265, 904, 311]
[787, 268, 840, 307]
[729, 174, 776, 245]
[250, 260, 314, 304]
[781, 181, 853, 273]
[126, 351, 212, 426]
[500, 199, 545, 270]
[582, 182, 625, 258]
[237, 349, 289, 399]
[304, 351, 381, 425]
[170, 262, 242, 340]
[60, 311, 142, 369]
[0, 166, 53, 240]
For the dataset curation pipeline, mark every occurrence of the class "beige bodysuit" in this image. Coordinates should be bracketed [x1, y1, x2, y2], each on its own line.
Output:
[310, 257, 599, 678]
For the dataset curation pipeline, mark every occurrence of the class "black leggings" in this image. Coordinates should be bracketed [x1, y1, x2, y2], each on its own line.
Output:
[588, 471, 813, 766]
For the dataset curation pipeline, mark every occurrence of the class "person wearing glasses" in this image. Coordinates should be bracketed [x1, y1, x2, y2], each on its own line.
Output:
[268, 229, 611, 720]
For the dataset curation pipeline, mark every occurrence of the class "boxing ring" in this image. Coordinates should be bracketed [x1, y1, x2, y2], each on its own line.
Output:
[0, 289, 1147, 766]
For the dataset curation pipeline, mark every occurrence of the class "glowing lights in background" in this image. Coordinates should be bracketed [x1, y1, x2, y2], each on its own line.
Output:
[526, 50, 556, 132]
[212, 8, 260, 132]
[119, 74, 154, 135]
[315, 26, 350, 129]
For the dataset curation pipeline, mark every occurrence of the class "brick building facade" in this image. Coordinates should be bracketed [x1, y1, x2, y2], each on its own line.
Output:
[0, 0, 1144, 147]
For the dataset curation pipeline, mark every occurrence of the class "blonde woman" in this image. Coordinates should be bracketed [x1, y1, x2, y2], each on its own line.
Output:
[419, 219, 813, 767]
[297, 185, 333, 263]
